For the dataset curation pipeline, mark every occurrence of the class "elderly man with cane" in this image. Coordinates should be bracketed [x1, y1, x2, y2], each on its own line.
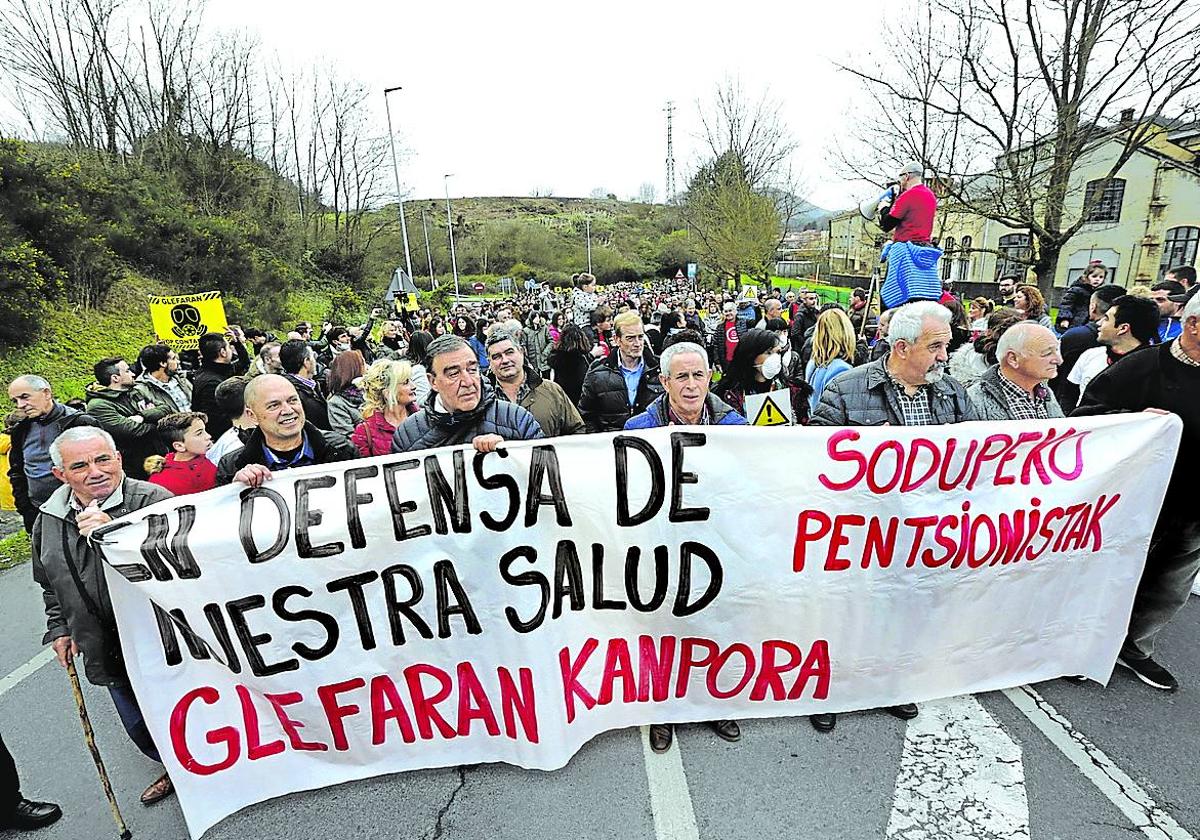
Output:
[31, 426, 175, 809]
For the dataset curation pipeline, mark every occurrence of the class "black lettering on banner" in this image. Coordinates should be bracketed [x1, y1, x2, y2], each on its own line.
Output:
[526, 445, 572, 527]
[239, 487, 291, 563]
[591, 543, 626, 611]
[673, 541, 723, 616]
[381, 564, 434, 644]
[614, 436, 665, 526]
[670, 432, 710, 523]
[473, 450, 519, 531]
[203, 602, 242, 673]
[273, 585, 340, 661]
[425, 451, 471, 534]
[499, 546, 548, 633]
[153, 603, 211, 667]
[626, 545, 669, 612]
[433, 559, 482, 638]
[225, 595, 299, 677]
[326, 571, 380, 650]
[138, 506, 201, 581]
[383, 460, 431, 541]
[344, 466, 379, 549]
[295, 476, 344, 558]
[552, 540, 585, 618]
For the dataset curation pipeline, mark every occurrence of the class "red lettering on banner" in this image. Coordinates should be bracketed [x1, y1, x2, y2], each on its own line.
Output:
[705, 643, 756, 699]
[788, 640, 831, 700]
[1084, 494, 1120, 550]
[318, 678, 365, 751]
[170, 686, 239, 775]
[749, 640, 803, 701]
[404, 664, 457, 740]
[265, 691, 328, 752]
[369, 674, 416, 746]
[793, 510, 832, 572]
[597, 638, 637, 705]
[560, 638, 598, 723]
[236, 685, 284, 760]
[820, 430, 866, 491]
[826, 514, 865, 571]
[675, 638, 719, 698]
[637, 634, 676, 702]
[456, 662, 500, 737]
[498, 667, 539, 743]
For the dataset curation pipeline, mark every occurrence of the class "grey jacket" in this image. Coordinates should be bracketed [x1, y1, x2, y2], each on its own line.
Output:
[811, 354, 978, 426]
[32, 478, 173, 686]
[326, 391, 365, 438]
[967, 365, 1064, 422]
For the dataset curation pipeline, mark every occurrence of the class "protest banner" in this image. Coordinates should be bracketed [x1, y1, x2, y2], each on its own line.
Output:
[97, 414, 1181, 838]
[147, 292, 228, 351]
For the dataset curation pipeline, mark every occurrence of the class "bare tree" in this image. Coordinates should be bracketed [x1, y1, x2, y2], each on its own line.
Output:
[839, 0, 1200, 293]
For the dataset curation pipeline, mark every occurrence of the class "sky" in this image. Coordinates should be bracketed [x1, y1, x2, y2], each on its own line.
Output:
[195, 0, 889, 210]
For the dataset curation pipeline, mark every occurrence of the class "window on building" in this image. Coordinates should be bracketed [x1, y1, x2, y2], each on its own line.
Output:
[941, 237, 956, 280]
[1083, 178, 1125, 224]
[1160, 226, 1199, 280]
[995, 233, 1031, 281]
[957, 235, 972, 283]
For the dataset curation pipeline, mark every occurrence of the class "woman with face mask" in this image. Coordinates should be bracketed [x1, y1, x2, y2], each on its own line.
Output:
[805, 309, 859, 415]
[714, 328, 811, 423]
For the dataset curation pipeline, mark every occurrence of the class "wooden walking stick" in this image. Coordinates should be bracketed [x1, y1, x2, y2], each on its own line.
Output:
[65, 657, 132, 840]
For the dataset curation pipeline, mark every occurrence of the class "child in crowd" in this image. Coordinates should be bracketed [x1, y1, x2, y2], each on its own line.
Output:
[145, 411, 217, 495]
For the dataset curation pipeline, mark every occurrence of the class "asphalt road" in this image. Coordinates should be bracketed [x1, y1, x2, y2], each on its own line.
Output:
[2, 559, 1198, 840]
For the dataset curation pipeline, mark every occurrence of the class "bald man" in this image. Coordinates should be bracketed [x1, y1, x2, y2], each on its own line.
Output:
[215, 374, 358, 486]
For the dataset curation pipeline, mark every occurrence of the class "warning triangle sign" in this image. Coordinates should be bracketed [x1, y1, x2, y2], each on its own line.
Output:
[674, 268, 685, 279]
[751, 395, 790, 426]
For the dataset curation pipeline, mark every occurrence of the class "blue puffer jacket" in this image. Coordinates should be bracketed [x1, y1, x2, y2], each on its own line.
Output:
[881, 240, 943, 309]
[624, 393, 748, 429]
[392, 383, 543, 453]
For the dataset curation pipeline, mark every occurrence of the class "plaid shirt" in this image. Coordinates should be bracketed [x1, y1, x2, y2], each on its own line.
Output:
[885, 370, 935, 426]
[1170, 339, 1200, 368]
[997, 372, 1051, 420]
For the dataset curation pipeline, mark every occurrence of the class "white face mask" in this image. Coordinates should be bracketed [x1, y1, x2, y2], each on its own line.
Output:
[760, 353, 783, 379]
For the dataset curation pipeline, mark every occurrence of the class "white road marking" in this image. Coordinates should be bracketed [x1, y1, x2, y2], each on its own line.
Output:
[0, 648, 56, 699]
[1003, 685, 1196, 840]
[640, 725, 700, 840]
[886, 695, 1030, 840]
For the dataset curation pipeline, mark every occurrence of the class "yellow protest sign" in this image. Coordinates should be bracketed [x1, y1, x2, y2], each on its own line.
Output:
[746, 389, 793, 427]
[147, 291, 228, 351]
[395, 293, 419, 312]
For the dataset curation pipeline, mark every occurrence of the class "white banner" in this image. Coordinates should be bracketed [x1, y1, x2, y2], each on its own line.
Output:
[99, 414, 1182, 838]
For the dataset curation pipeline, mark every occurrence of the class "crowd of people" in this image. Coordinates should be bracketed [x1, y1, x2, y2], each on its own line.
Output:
[2, 257, 1198, 831]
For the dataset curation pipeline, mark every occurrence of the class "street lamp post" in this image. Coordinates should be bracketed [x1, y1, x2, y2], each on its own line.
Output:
[444, 174, 460, 300]
[585, 216, 592, 274]
[421, 209, 435, 289]
[383, 86, 414, 287]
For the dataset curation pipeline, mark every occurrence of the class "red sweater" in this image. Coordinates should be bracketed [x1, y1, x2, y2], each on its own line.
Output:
[890, 183, 937, 242]
[149, 453, 217, 495]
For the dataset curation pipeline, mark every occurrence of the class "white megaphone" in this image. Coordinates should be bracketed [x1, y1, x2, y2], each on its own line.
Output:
[859, 186, 897, 221]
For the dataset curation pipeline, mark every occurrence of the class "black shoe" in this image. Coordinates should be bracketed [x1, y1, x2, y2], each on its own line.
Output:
[709, 719, 741, 743]
[648, 724, 674, 753]
[1062, 674, 1089, 683]
[886, 703, 919, 720]
[1117, 655, 1179, 691]
[0, 798, 63, 831]
[810, 713, 837, 732]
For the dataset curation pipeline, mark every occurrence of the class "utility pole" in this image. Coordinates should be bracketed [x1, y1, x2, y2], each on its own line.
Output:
[664, 100, 677, 204]
[421, 209, 435, 289]
[383, 86, 414, 284]
[444, 174, 460, 300]
[585, 216, 592, 274]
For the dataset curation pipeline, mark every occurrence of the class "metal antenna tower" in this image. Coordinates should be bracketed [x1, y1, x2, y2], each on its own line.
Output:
[664, 101, 677, 203]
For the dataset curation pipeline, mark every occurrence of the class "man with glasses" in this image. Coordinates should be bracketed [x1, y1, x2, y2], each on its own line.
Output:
[392, 334, 543, 454]
[580, 311, 664, 432]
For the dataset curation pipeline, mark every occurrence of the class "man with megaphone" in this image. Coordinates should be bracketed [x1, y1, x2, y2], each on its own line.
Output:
[870, 161, 942, 309]
[876, 161, 937, 243]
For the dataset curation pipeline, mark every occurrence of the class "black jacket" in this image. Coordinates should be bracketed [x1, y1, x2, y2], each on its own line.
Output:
[1073, 343, 1200, 515]
[392, 385, 543, 453]
[579, 348, 664, 433]
[1057, 280, 1094, 330]
[8, 406, 99, 531]
[192, 361, 237, 440]
[285, 373, 331, 430]
[215, 423, 359, 485]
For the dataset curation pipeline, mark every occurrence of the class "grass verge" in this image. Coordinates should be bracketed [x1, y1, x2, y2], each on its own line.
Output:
[0, 529, 31, 571]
